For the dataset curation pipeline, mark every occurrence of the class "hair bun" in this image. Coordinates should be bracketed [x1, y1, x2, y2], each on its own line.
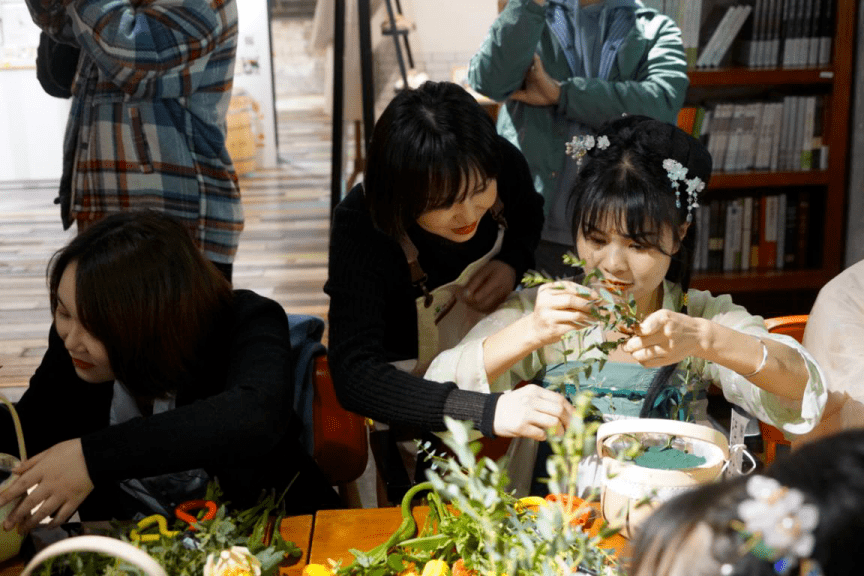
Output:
[598, 114, 712, 185]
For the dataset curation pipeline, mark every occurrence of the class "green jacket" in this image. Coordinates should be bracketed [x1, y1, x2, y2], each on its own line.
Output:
[468, 0, 689, 244]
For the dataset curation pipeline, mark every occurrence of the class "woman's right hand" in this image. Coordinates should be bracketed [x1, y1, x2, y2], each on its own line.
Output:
[528, 281, 594, 347]
[493, 384, 572, 440]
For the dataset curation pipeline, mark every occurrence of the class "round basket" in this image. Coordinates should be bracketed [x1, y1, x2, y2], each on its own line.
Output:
[20, 535, 167, 576]
[0, 393, 27, 562]
[596, 419, 729, 539]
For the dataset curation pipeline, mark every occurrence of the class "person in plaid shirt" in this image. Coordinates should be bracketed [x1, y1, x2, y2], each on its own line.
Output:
[26, 0, 243, 280]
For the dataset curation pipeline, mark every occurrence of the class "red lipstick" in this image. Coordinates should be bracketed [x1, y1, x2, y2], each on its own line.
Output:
[452, 222, 478, 235]
[72, 358, 95, 370]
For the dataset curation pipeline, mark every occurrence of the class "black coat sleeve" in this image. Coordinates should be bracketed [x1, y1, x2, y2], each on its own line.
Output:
[80, 292, 297, 482]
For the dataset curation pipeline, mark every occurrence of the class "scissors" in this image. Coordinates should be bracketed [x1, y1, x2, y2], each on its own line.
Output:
[128, 499, 218, 545]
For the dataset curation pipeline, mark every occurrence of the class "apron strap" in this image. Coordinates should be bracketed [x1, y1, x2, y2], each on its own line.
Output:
[490, 196, 507, 230]
[397, 234, 433, 308]
[398, 196, 507, 309]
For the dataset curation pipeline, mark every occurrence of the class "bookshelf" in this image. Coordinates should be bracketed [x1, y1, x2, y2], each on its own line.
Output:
[679, 0, 855, 317]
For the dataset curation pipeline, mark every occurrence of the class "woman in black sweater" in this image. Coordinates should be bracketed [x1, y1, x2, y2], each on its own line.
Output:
[0, 211, 339, 532]
[324, 82, 572, 457]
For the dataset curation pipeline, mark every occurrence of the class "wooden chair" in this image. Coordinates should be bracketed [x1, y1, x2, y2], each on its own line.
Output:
[759, 315, 808, 464]
[311, 354, 369, 497]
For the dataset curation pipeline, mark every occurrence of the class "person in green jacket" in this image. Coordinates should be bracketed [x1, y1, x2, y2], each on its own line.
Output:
[469, 0, 689, 278]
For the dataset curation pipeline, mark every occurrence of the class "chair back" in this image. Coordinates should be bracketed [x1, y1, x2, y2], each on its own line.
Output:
[312, 355, 368, 486]
[758, 315, 809, 463]
[764, 315, 808, 343]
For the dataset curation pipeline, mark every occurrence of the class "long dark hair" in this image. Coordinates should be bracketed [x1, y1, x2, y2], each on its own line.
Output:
[48, 210, 233, 398]
[570, 115, 712, 418]
[363, 81, 501, 238]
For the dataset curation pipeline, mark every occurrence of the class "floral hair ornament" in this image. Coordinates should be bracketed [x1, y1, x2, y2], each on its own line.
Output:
[566, 134, 610, 167]
[662, 158, 705, 223]
[732, 475, 823, 576]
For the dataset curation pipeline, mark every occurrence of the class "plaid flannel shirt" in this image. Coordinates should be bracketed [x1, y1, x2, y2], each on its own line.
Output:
[27, 0, 243, 263]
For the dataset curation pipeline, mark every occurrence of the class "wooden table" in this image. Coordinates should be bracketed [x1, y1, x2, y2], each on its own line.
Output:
[309, 506, 431, 567]
[0, 515, 314, 576]
[308, 503, 630, 569]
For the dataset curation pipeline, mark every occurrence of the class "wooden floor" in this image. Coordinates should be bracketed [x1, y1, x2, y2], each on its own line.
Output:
[0, 99, 335, 398]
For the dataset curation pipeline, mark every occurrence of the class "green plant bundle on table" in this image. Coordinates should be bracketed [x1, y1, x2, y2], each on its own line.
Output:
[329, 393, 625, 576]
[30, 485, 302, 576]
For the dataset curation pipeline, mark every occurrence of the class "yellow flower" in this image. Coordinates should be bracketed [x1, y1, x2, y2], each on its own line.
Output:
[302, 564, 336, 576]
[203, 546, 262, 576]
[421, 559, 450, 576]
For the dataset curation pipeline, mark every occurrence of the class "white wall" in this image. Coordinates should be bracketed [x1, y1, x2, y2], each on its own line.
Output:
[400, 0, 498, 82]
[233, 0, 278, 169]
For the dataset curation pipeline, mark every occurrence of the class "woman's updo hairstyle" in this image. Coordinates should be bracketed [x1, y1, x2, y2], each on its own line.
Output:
[571, 114, 712, 290]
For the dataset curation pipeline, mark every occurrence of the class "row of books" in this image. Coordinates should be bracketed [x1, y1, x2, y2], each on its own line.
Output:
[677, 95, 828, 174]
[646, 0, 834, 69]
[692, 192, 813, 273]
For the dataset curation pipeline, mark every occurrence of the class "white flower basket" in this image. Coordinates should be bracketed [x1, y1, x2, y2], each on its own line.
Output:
[0, 393, 27, 562]
[20, 535, 167, 576]
[596, 418, 729, 539]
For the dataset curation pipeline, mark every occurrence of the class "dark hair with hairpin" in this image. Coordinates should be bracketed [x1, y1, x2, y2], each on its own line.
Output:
[632, 429, 864, 576]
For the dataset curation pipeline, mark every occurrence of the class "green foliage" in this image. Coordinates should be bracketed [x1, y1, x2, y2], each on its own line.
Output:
[337, 408, 625, 576]
[33, 484, 302, 576]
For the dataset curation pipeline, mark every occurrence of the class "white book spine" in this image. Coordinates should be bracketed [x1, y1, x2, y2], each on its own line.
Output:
[769, 102, 783, 171]
[699, 202, 711, 271]
[776, 193, 787, 270]
[781, 0, 795, 67]
[770, 0, 785, 66]
[801, 95, 816, 170]
[741, 196, 754, 271]
[723, 200, 743, 271]
[741, 102, 763, 171]
[713, 6, 754, 67]
[780, 96, 796, 170]
[725, 104, 747, 172]
[697, 6, 736, 68]
[819, 0, 833, 65]
[753, 100, 773, 170]
[806, 0, 820, 65]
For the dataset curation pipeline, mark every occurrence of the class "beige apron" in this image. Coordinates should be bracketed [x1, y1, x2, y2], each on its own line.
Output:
[384, 199, 507, 482]
[391, 197, 507, 375]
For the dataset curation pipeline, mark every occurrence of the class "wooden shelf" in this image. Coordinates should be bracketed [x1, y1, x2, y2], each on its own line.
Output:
[691, 269, 832, 294]
[706, 171, 830, 189]
[688, 67, 836, 86]
[680, 0, 855, 314]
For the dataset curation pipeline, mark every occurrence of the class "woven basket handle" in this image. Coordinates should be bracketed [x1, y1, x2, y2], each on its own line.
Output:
[20, 536, 167, 576]
[596, 418, 730, 460]
[0, 392, 26, 461]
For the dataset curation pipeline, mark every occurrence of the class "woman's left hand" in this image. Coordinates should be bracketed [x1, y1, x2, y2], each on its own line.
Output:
[621, 309, 707, 367]
[463, 260, 517, 313]
[0, 439, 94, 533]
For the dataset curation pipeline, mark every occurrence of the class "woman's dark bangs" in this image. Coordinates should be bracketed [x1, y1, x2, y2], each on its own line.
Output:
[423, 156, 493, 212]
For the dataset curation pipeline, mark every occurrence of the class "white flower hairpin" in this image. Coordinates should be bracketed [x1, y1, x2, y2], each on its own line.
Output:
[662, 158, 705, 222]
[566, 134, 609, 167]
[732, 475, 822, 576]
